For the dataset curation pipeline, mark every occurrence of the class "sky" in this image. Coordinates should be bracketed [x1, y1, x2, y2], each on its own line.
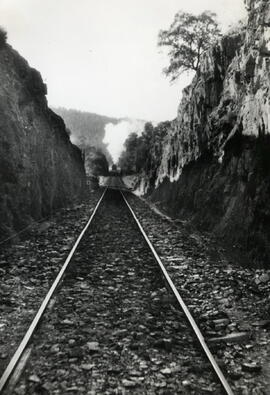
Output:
[0, 0, 246, 122]
[0, 0, 246, 161]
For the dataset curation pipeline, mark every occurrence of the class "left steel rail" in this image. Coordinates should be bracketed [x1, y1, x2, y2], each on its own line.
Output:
[0, 188, 107, 393]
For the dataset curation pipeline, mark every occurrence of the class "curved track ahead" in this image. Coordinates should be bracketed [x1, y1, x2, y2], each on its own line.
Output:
[0, 179, 233, 394]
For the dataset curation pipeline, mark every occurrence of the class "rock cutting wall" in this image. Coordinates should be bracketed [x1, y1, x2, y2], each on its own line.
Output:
[0, 44, 86, 240]
[135, 0, 270, 265]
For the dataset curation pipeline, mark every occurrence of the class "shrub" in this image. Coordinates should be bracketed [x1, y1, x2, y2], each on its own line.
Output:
[0, 27, 7, 47]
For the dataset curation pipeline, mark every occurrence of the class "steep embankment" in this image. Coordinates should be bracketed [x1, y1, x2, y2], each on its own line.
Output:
[53, 107, 117, 163]
[135, 0, 270, 265]
[0, 43, 86, 240]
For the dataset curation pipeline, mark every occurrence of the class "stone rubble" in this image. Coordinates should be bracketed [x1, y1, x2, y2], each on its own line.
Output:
[12, 189, 222, 394]
[127, 192, 270, 394]
[0, 190, 102, 380]
[1, 188, 270, 393]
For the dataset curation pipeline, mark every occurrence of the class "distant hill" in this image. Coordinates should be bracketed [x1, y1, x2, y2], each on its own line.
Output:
[52, 107, 120, 163]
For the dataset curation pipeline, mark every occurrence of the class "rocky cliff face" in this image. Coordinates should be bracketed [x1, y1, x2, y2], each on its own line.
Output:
[135, 0, 270, 265]
[0, 44, 86, 241]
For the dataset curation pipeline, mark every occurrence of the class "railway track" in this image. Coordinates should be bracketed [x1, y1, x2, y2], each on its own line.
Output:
[0, 181, 233, 394]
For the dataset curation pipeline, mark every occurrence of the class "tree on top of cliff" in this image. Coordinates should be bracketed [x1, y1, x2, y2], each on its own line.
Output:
[158, 11, 221, 82]
[0, 27, 7, 48]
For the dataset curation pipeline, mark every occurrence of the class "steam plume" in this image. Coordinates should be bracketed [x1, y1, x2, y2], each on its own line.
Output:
[103, 119, 145, 163]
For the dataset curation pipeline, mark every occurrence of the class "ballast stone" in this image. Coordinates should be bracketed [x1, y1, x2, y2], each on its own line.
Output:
[209, 332, 249, 344]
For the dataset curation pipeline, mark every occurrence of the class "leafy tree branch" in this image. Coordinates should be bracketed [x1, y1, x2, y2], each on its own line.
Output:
[158, 11, 221, 81]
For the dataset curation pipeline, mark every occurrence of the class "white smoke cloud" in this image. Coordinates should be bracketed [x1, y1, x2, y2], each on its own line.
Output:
[103, 119, 145, 163]
[69, 134, 78, 145]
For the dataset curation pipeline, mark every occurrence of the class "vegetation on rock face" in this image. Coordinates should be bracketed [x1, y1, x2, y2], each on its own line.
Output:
[118, 121, 171, 175]
[125, 0, 270, 265]
[158, 11, 221, 81]
[84, 146, 109, 176]
[0, 27, 7, 48]
[118, 132, 139, 174]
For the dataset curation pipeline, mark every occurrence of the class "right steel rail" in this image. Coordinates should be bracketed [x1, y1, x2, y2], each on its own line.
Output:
[121, 191, 234, 395]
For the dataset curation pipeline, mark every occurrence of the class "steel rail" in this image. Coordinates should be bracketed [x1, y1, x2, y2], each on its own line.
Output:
[0, 188, 108, 393]
[121, 191, 234, 395]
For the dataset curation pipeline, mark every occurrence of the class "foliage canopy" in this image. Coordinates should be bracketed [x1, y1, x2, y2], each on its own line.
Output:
[0, 27, 7, 47]
[118, 121, 170, 174]
[158, 11, 221, 81]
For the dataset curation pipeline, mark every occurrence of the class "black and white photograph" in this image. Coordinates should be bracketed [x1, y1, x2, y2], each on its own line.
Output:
[0, 0, 269, 393]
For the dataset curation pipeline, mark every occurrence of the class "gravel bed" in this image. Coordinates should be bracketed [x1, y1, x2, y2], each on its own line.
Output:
[2, 185, 269, 394]
[126, 192, 270, 394]
[13, 189, 221, 394]
[0, 190, 102, 381]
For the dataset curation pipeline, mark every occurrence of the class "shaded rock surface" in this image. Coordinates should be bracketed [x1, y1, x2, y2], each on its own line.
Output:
[133, 0, 270, 265]
[0, 44, 86, 241]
